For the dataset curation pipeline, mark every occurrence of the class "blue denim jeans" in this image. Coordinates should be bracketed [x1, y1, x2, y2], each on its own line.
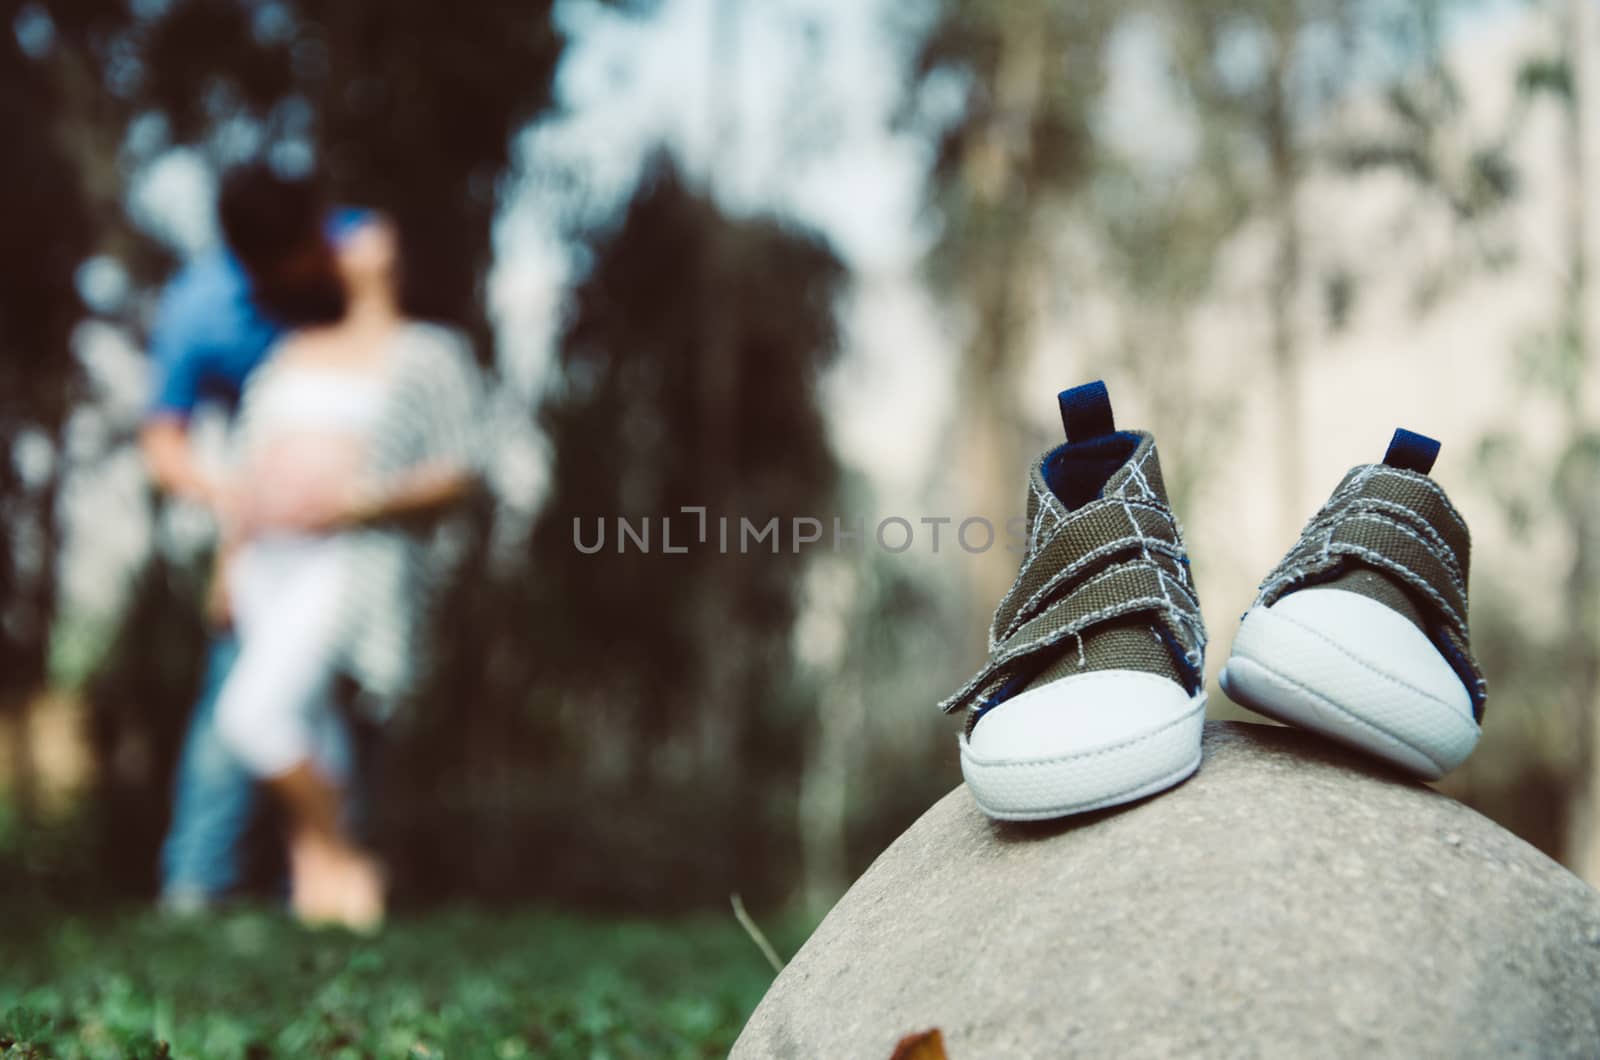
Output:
[159, 633, 376, 905]
[159, 634, 256, 903]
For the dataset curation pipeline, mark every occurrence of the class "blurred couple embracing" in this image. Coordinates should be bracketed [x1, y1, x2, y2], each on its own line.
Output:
[141, 164, 485, 930]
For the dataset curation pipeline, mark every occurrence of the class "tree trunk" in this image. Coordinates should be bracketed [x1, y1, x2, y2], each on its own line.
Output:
[954, 6, 1051, 618]
[687, 0, 745, 795]
[1560, 0, 1600, 884]
[957, 254, 1033, 614]
[797, 637, 863, 917]
[3, 459, 63, 827]
[1266, 19, 1305, 546]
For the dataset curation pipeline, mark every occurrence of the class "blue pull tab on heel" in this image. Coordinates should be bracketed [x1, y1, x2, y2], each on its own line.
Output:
[1058, 380, 1115, 442]
[1383, 428, 1441, 474]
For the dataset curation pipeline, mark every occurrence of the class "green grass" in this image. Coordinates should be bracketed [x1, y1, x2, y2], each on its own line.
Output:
[0, 902, 805, 1059]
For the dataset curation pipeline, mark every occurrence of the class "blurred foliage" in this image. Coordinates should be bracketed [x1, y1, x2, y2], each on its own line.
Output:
[0, 0, 107, 718]
[112, 0, 565, 338]
[532, 154, 844, 740]
[0, 903, 807, 1058]
[531, 156, 844, 723]
[372, 154, 852, 910]
[1440, 573, 1579, 857]
[81, 556, 214, 897]
[904, 0, 1112, 303]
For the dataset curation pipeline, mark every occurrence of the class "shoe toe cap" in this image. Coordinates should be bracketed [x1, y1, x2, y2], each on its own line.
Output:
[1267, 588, 1474, 722]
[967, 669, 1200, 764]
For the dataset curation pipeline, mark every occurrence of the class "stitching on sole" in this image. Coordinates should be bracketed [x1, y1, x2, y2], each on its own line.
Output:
[971, 752, 1203, 820]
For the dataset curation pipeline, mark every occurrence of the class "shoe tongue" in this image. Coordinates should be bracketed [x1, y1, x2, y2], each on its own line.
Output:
[1383, 428, 1440, 474]
[1058, 380, 1115, 441]
[1045, 381, 1145, 510]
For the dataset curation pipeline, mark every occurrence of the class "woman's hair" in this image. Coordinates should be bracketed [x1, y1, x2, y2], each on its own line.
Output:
[218, 164, 322, 274]
[219, 162, 346, 326]
[223, 172, 467, 329]
[251, 267, 347, 329]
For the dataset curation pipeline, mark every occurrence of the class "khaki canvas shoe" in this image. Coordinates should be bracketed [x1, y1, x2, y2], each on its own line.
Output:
[941, 382, 1208, 820]
[1221, 429, 1486, 779]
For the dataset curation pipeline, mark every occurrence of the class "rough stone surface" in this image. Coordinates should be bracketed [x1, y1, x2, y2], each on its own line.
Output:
[734, 722, 1600, 1059]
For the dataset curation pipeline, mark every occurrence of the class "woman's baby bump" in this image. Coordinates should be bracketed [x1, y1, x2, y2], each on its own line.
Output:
[241, 429, 368, 533]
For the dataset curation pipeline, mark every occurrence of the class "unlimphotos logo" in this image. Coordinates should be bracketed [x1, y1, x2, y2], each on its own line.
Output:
[573, 507, 1031, 555]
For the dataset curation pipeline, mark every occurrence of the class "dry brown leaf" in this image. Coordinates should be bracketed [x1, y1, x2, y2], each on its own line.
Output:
[888, 1027, 949, 1060]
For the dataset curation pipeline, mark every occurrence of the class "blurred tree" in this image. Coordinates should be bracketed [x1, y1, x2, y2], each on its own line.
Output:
[1064, 149, 1253, 522]
[1327, 4, 1523, 301]
[520, 153, 847, 906]
[899, 0, 1462, 586]
[792, 539, 959, 916]
[1163, 0, 1374, 539]
[81, 553, 212, 895]
[0, 0, 131, 824]
[901, 0, 1118, 609]
[123, 0, 565, 343]
[1536, 0, 1600, 881]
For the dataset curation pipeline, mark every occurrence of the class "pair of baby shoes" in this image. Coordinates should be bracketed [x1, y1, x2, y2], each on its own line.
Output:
[942, 381, 1484, 820]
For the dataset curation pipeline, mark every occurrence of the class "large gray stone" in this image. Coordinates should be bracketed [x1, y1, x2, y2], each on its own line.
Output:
[735, 721, 1600, 1059]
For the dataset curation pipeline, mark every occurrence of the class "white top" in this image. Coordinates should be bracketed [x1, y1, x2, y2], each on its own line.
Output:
[233, 323, 485, 710]
[243, 366, 386, 436]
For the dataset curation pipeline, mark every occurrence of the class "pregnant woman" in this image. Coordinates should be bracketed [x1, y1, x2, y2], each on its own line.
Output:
[215, 209, 482, 930]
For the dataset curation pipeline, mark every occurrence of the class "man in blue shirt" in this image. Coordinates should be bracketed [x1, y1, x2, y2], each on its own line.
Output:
[141, 163, 343, 910]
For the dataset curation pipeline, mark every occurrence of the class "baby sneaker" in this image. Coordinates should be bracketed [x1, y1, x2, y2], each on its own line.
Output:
[1220, 429, 1486, 779]
[941, 382, 1208, 820]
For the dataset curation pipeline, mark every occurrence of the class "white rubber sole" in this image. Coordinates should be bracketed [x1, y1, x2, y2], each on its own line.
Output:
[1221, 589, 1479, 780]
[959, 688, 1206, 821]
